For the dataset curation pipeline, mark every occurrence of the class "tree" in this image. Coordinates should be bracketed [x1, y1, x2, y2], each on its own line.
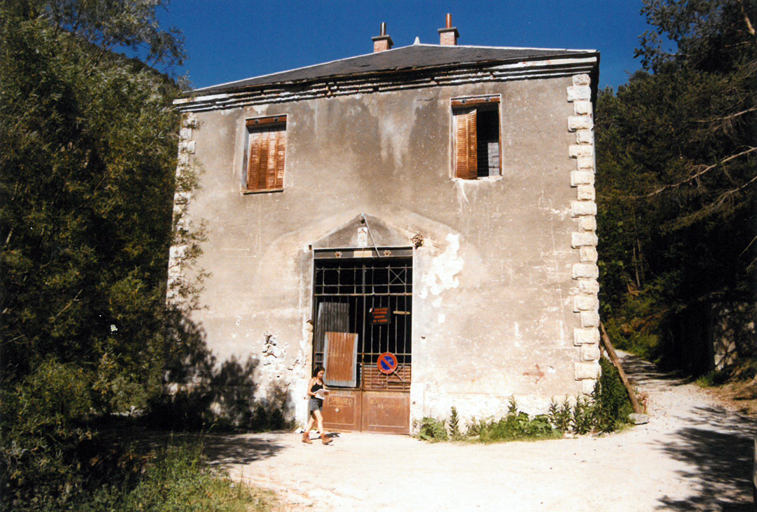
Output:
[596, 0, 757, 367]
[0, 1, 195, 508]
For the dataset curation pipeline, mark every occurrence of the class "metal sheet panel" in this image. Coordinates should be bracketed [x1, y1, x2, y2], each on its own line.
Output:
[362, 391, 410, 434]
[322, 390, 361, 432]
[324, 332, 358, 387]
[315, 302, 349, 355]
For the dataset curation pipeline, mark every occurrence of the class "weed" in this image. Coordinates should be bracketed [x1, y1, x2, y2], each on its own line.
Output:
[449, 407, 462, 440]
[417, 417, 448, 442]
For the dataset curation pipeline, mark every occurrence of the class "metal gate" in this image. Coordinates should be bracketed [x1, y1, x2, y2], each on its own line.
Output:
[312, 250, 412, 434]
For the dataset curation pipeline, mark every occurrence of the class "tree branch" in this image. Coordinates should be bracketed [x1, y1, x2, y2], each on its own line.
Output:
[694, 106, 757, 124]
[642, 146, 757, 197]
[739, 0, 756, 37]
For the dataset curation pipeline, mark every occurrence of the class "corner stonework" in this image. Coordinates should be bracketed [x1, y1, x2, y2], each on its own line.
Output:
[567, 74, 600, 394]
[166, 113, 198, 306]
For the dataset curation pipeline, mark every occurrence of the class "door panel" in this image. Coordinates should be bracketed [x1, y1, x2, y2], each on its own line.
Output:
[322, 390, 361, 432]
[362, 391, 410, 434]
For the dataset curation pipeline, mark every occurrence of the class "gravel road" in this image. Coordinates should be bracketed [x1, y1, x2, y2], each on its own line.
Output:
[204, 353, 756, 511]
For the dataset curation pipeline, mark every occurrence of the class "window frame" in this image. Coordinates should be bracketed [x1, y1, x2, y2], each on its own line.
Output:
[242, 114, 288, 194]
[450, 95, 502, 180]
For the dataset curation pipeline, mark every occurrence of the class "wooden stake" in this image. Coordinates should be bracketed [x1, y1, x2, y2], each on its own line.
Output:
[599, 321, 644, 414]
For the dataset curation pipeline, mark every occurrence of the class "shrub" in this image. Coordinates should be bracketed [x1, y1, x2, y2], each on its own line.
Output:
[592, 358, 633, 432]
[417, 417, 448, 442]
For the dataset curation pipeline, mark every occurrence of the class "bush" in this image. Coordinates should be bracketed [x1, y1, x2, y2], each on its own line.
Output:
[592, 358, 634, 432]
[417, 417, 448, 442]
[547, 357, 633, 435]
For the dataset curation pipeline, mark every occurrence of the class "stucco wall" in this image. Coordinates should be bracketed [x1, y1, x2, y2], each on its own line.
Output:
[176, 74, 596, 425]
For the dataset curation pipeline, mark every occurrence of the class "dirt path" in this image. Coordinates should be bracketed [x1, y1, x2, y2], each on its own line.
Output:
[204, 353, 756, 511]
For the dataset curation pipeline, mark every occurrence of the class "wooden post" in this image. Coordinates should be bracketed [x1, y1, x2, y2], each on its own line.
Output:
[599, 321, 644, 414]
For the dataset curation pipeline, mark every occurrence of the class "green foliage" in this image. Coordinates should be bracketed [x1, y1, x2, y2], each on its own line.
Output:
[448, 406, 462, 440]
[476, 410, 559, 444]
[0, 2, 221, 510]
[592, 358, 634, 432]
[417, 417, 449, 442]
[548, 359, 633, 435]
[112, 444, 274, 512]
[5, 440, 275, 512]
[696, 368, 732, 387]
[548, 399, 572, 433]
[596, 0, 756, 372]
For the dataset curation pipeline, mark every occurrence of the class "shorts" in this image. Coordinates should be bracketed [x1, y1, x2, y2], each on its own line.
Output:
[309, 398, 323, 413]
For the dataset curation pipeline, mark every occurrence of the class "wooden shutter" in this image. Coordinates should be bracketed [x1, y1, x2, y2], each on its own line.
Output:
[324, 332, 359, 387]
[454, 109, 478, 179]
[245, 116, 287, 191]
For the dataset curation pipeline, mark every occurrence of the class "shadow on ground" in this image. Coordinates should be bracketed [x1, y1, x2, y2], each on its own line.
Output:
[200, 433, 288, 466]
[656, 416, 755, 511]
[620, 353, 757, 511]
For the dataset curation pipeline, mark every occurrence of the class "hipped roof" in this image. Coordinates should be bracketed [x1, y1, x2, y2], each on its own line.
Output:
[194, 43, 599, 95]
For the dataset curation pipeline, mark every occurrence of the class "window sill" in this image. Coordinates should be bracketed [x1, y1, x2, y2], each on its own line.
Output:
[242, 188, 284, 195]
[452, 175, 503, 182]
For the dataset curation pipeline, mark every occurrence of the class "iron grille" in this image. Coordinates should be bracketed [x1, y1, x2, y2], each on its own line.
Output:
[313, 256, 412, 387]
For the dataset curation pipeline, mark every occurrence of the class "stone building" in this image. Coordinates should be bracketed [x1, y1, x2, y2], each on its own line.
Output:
[170, 16, 601, 434]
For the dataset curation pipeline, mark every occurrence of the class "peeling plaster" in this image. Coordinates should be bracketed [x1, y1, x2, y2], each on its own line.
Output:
[419, 233, 464, 298]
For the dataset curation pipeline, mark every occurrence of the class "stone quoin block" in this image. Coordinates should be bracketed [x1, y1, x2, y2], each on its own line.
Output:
[179, 127, 192, 141]
[569, 144, 594, 158]
[571, 201, 597, 217]
[575, 362, 601, 380]
[182, 114, 199, 128]
[572, 263, 599, 279]
[573, 74, 591, 86]
[581, 343, 601, 361]
[576, 185, 596, 201]
[573, 100, 593, 115]
[568, 116, 594, 131]
[582, 378, 598, 394]
[578, 279, 600, 295]
[576, 129, 594, 144]
[578, 216, 597, 231]
[574, 328, 600, 345]
[579, 246, 599, 263]
[567, 85, 591, 102]
[571, 232, 599, 248]
[580, 310, 600, 328]
[185, 140, 196, 154]
[576, 156, 595, 170]
[571, 170, 595, 187]
[573, 293, 599, 312]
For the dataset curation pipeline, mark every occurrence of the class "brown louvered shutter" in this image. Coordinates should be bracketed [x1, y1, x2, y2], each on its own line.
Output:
[454, 109, 478, 179]
[245, 116, 287, 191]
[274, 128, 286, 189]
[246, 130, 263, 189]
[323, 332, 358, 387]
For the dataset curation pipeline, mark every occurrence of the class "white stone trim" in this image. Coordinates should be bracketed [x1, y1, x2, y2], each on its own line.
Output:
[166, 113, 198, 305]
[567, 74, 600, 391]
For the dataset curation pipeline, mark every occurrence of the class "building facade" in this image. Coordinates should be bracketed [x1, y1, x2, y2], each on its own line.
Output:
[171, 18, 601, 434]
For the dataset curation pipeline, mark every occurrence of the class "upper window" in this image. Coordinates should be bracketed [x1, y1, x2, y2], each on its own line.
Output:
[451, 96, 501, 179]
[244, 115, 287, 192]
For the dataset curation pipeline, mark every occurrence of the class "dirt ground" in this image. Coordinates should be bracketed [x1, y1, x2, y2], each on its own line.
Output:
[203, 353, 757, 512]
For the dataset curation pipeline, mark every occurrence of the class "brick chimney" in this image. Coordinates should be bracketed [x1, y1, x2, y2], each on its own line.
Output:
[438, 13, 459, 46]
[372, 22, 394, 52]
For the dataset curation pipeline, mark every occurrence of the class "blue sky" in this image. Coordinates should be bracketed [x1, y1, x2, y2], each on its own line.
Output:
[159, 1, 653, 91]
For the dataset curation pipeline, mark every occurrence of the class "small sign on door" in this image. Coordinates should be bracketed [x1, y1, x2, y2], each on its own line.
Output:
[370, 307, 392, 325]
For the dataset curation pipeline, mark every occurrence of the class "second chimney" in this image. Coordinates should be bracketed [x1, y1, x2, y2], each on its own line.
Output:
[439, 14, 459, 46]
[372, 22, 394, 52]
